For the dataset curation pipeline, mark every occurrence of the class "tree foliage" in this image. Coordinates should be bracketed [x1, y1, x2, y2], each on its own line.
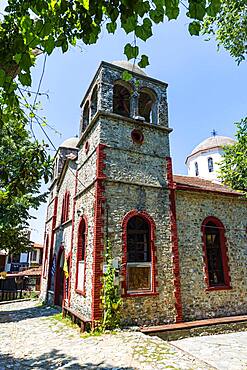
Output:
[220, 118, 247, 195]
[0, 0, 223, 98]
[203, 0, 247, 64]
[0, 95, 52, 252]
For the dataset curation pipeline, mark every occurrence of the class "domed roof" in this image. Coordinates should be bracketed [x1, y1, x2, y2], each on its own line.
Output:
[186, 135, 235, 161]
[59, 137, 79, 149]
[112, 60, 147, 76]
[191, 135, 235, 155]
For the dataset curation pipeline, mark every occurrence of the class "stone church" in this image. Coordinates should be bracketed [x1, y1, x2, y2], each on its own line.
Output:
[40, 61, 247, 326]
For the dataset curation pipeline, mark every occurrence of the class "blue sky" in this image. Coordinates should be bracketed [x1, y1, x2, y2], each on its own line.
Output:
[27, 13, 246, 243]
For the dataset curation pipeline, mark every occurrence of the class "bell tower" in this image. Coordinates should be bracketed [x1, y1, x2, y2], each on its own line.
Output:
[73, 61, 180, 326]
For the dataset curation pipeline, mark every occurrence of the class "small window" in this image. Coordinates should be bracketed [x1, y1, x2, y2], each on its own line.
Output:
[208, 157, 214, 172]
[138, 89, 156, 123]
[91, 85, 98, 117]
[113, 83, 131, 117]
[82, 101, 89, 130]
[76, 217, 86, 293]
[61, 192, 70, 224]
[31, 250, 37, 262]
[127, 216, 151, 292]
[195, 162, 199, 176]
[202, 217, 230, 289]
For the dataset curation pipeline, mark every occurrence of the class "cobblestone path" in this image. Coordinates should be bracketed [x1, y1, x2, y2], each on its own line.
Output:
[0, 300, 214, 369]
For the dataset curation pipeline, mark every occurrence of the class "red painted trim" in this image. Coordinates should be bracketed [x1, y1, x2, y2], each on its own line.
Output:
[75, 216, 88, 296]
[166, 157, 183, 323]
[54, 244, 64, 306]
[175, 184, 241, 197]
[121, 210, 158, 297]
[91, 144, 107, 322]
[61, 191, 70, 224]
[42, 234, 49, 278]
[69, 170, 78, 306]
[201, 216, 231, 290]
[47, 196, 58, 291]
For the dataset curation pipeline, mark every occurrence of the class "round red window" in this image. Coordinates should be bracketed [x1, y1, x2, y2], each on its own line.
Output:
[131, 129, 144, 144]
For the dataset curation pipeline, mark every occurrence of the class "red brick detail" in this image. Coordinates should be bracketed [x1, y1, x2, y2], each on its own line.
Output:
[166, 157, 183, 323]
[91, 144, 107, 322]
[75, 216, 88, 296]
[121, 210, 158, 297]
[47, 196, 58, 290]
[201, 216, 231, 291]
[69, 170, 78, 306]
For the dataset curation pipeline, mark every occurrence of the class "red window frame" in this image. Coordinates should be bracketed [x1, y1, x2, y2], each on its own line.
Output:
[201, 216, 231, 291]
[122, 210, 158, 297]
[75, 216, 87, 295]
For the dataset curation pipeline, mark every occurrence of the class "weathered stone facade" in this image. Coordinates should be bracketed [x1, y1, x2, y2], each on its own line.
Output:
[40, 60, 247, 327]
[176, 190, 247, 321]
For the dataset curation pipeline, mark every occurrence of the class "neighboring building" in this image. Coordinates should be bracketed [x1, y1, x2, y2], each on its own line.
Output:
[4, 243, 43, 273]
[40, 61, 247, 326]
[185, 135, 235, 182]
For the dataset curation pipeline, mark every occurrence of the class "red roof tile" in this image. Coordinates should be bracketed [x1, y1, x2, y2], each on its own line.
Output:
[173, 175, 242, 196]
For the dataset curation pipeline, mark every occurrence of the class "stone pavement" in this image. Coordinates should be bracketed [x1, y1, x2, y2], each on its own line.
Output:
[0, 300, 244, 370]
[171, 331, 247, 370]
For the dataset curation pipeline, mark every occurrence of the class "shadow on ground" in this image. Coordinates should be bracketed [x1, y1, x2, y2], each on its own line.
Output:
[0, 349, 135, 369]
[0, 304, 59, 323]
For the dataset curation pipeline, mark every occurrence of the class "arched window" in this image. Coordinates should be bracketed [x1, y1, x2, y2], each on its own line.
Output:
[82, 101, 89, 130]
[113, 82, 131, 117]
[91, 85, 98, 118]
[138, 89, 156, 123]
[195, 162, 199, 176]
[123, 213, 156, 294]
[61, 191, 70, 224]
[208, 157, 214, 172]
[75, 217, 87, 294]
[202, 217, 231, 289]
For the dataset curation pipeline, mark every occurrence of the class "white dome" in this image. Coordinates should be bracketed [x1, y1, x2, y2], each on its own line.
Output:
[59, 137, 79, 149]
[112, 60, 147, 76]
[187, 135, 235, 160]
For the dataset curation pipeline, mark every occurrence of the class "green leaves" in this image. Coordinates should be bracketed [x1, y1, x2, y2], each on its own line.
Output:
[124, 43, 139, 60]
[138, 54, 149, 68]
[0, 69, 6, 87]
[165, 0, 180, 20]
[189, 21, 201, 35]
[188, 0, 206, 21]
[122, 70, 132, 81]
[19, 72, 31, 86]
[135, 18, 153, 41]
[220, 117, 247, 195]
[106, 21, 117, 34]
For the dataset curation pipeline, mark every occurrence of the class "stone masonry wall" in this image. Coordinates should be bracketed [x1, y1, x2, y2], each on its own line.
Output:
[98, 112, 177, 325]
[176, 190, 247, 321]
[105, 182, 176, 326]
[69, 187, 96, 321]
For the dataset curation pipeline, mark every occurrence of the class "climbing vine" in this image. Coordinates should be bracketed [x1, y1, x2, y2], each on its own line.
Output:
[101, 240, 122, 330]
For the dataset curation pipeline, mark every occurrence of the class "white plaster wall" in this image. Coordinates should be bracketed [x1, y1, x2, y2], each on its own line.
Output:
[187, 148, 224, 182]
